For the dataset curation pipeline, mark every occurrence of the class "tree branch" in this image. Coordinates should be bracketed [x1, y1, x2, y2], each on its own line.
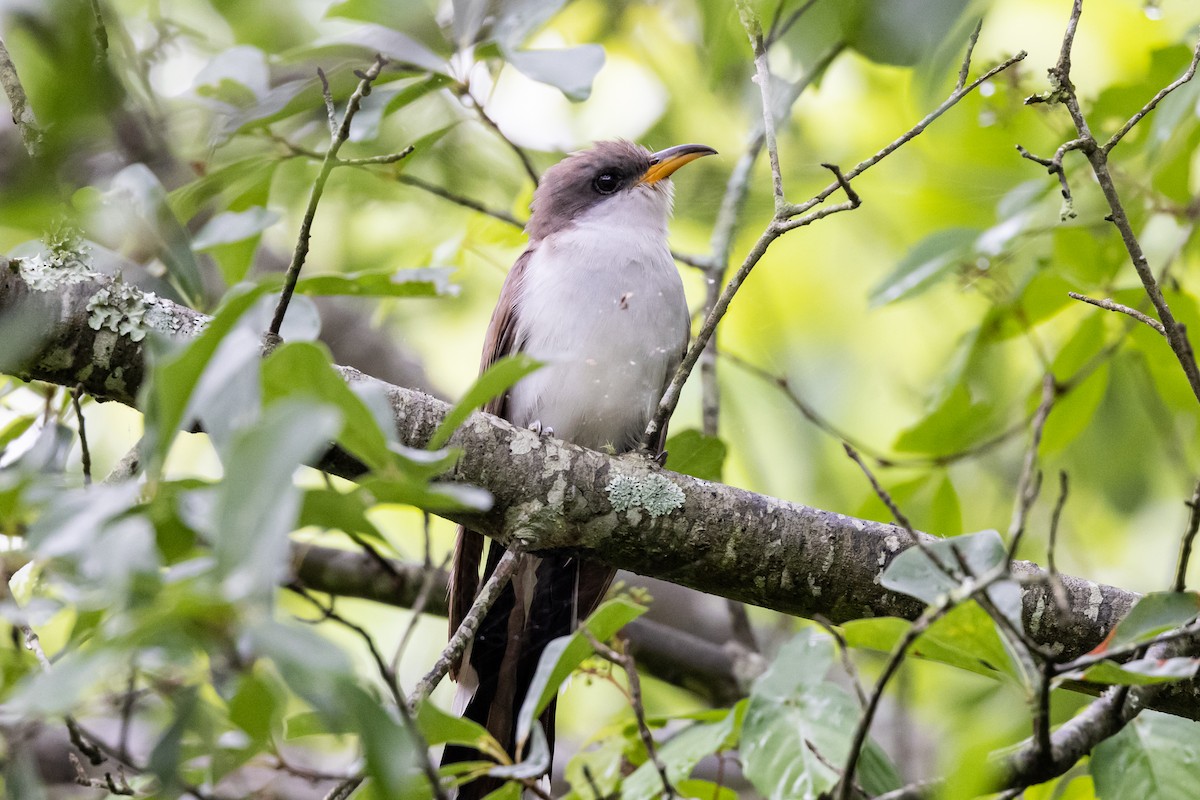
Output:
[13, 266, 1200, 721]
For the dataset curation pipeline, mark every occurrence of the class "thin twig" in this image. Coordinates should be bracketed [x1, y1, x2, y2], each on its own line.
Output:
[813, 615, 868, 709]
[71, 385, 92, 486]
[842, 443, 954, 578]
[317, 67, 338, 136]
[1103, 38, 1200, 153]
[1038, 1, 1200, 404]
[267, 56, 410, 340]
[462, 89, 540, 187]
[409, 548, 521, 711]
[397, 174, 524, 228]
[835, 597, 959, 800]
[324, 777, 364, 800]
[1046, 472, 1070, 611]
[1068, 292, 1166, 335]
[0, 36, 42, 155]
[585, 631, 675, 800]
[1173, 479, 1200, 592]
[641, 38, 1025, 448]
[956, 19, 984, 91]
[765, 0, 821, 47]
[1007, 374, 1056, 560]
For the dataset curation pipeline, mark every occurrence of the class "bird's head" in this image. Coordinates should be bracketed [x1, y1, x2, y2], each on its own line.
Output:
[526, 140, 716, 241]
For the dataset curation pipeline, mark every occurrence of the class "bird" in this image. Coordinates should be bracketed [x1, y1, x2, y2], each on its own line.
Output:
[441, 140, 716, 797]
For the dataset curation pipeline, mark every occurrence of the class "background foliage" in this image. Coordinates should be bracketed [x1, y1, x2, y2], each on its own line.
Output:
[3, 0, 1200, 797]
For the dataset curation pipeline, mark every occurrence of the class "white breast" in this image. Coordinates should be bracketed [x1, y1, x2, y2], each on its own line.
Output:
[507, 191, 689, 452]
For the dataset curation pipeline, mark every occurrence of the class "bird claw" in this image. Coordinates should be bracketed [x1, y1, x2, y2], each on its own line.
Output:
[654, 449, 668, 466]
[527, 420, 555, 438]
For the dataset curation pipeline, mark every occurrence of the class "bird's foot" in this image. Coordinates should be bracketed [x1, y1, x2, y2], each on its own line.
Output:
[527, 420, 555, 438]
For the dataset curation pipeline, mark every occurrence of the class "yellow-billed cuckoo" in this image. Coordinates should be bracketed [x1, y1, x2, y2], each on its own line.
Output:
[443, 140, 716, 795]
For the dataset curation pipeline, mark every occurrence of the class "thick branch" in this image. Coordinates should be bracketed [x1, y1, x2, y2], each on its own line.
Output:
[10, 267, 1200, 720]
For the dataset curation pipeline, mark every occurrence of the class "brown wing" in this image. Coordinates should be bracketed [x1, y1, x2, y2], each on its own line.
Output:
[448, 247, 535, 675]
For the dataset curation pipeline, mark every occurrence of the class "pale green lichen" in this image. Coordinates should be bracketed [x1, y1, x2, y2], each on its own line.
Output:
[86, 281, 154, 342]
[605, 472, 684, 517]
[15, 231, 99, 292]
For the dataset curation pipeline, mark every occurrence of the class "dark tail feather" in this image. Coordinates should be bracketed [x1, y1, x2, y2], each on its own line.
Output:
[441, 538, 614, 799]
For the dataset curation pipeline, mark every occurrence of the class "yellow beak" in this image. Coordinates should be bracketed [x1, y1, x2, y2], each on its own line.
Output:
[640, 143, 718, 184]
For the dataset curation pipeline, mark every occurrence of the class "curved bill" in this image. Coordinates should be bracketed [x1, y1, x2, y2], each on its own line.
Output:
[640, 143, 718, 184]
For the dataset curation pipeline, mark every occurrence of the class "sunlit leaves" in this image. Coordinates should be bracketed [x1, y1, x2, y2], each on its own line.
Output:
[741, 628, 901, 800]
[1093, 711, 1200, 799]
[664, 429, 728, 482]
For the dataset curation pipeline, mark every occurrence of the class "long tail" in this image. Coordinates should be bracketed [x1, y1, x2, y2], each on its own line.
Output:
[443, 533, 613, 800]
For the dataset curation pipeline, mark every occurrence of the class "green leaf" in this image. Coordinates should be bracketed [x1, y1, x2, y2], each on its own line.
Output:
[140, 283, 272, 476]
[503, 45, 606, 101]
[168, 157, 280, 222]
[191, 207, 281, 250]
[290, 266, 459, 298]
[741, 629, 901, 799]
[212, 400, 343, 602]
[360, 474, 493, 513]
[880, 529, 1008, 606]
[892, 383, 998, 455]
[1107, 592, 1200, 651]
[228, 668, 284, 743]
[106, 164, 205, 305]
[841, 0, 983, 68]
[430, 354, 543, 449]
[298, 487, 386, 542]
[1069, 657, 1200, 686]
[664, 430, 727, 482]
[416, 700, 507, 763]
[621, 701, 745, 800]
[869, 227, 979, 306]
[1093, 711, 1200, 798]
[513, 598, 647, 750]
[262, 341, 393, 471]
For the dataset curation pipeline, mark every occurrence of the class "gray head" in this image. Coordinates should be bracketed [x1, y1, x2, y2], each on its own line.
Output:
[526, 140, 717, 241]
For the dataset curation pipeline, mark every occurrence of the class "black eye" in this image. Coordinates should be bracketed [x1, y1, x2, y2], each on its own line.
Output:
[593, 173, 619, 194]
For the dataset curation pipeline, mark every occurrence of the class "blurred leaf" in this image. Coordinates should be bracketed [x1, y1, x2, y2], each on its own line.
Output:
[105, 164, 205, 306]
[742, 629, 901, 799]
[503, 45, 606, 102]
[168, 158, 280, 223]
[192, 207, 281, 251]
[892, 383, 998, 455]
[212, 400, 343, 601]
[141, 284, 272, 476]
[664, 430, 727, 482]
[1102, 592, 1200, 653]
[841, 0, 981, 67]
[1040, 363, 1109, 454]
[430, 354, 543, 449]
[262, 341, 393, 470]
[291, 266, 459, 298]
[514, 598, 647, 750]
[1093, 711, 1200, 798]
[870, 227, 979, 307]
[1068, 657, 1200, 686]
[929, 473, 963, 537]
[228, 668, 284, 743]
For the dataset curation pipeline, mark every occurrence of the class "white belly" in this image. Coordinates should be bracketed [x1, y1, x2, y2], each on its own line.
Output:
[507, 223, 689, 452]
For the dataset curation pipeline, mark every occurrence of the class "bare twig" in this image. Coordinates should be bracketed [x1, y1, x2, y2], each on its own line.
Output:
[641, 35, 1025, 447]
[956, 20, 984, 91]
[1068, 292, 1166, 336]
[461, 89, 540, 187]
[409, 548, 521, 711]
[71, 385, 92, 486]
[1033, 0, 1200, 404]
[267, 56, 413, 340]
[1007, 374, 1056, 560]
[397, 174, 524, 228]
[843, 443, 953, 577]
[1103, 38, 1200, 153]
[1173, 479, 1200, 592]
[1046, 472, 1070, 611]
[0, 36, 42, 155]
[813, 615, 868, 709]
[585, 631, 675, 800]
